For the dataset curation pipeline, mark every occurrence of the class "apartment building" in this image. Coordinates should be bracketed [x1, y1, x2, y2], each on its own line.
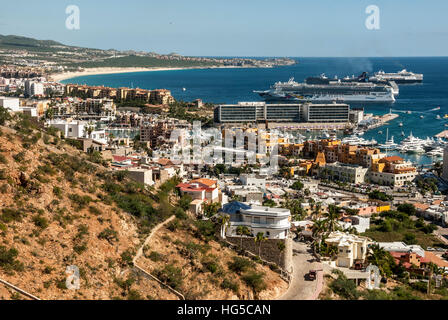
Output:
[214, 102, 350, 123]
[370, 156, 417, 186]
[140, 121, 174, 148]
[222, 201, 291, 240]
[66, 84, 174, 105]
[321, 162, 369, 184]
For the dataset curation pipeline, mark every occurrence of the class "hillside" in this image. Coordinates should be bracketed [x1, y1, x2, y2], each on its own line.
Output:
[0, 35, 65, 51]
[0, 112, 287, 300]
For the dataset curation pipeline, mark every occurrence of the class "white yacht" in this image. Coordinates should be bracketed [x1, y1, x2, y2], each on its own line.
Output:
[378, 136, 398, 150]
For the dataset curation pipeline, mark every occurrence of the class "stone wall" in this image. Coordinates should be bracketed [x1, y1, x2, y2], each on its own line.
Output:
[225, 236, 292, 273]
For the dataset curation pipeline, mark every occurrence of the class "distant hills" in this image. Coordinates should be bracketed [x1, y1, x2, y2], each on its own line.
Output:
[0, 35, 67, 51]
[0, 34, 295, 71]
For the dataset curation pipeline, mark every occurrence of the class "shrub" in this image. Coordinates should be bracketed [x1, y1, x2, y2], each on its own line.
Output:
[156, 264, 183, 290]
[329, 271, 360, 300]
[0, 246, 24, 273]
[202, 256, 221, 274]
[73, 242, 88, 255]
[175, 207, 188, 220]
[148, 251, 163, 262]
[397, 203, 416, 216]
[33, 215, 49, 229]
[0, 208, 22, 223]
[127, 289, 144, 300]
[69, 194, 92, 209]
[221, 278, 239, 293]
[228, 257, 255, 275]
[53, 186, 62, 198]
[0, 154, 7, 164]
[194, 220, 216, 241]
[242, 271, 266, 293]
[98, 228, 118, 244]
[120, 249, 134, 266]
[89, 206, 102, 216]
[13, 152, 26, 163]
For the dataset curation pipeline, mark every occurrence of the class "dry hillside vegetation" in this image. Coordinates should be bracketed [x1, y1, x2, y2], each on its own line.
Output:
[136, 216, 288, 300]
[0, 115, 177, 300]
[0, 113, 287, 300]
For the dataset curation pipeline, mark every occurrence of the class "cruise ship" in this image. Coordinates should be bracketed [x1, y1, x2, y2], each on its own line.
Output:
[255, 76, 396, 103]
[369, 69, 423, 84]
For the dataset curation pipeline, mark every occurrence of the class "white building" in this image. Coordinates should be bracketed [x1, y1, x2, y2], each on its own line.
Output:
[48, 120, 107, 144]
[223, 202, 291, 239]
[378, 242, 425, 258]
[31, 82, 44, 96]
[322, 162, 369, 184]
[127, 168, 154, 186]
[239, 174, 266, 191]
[325, 231, 371, 268]
[0, 97, 20, 112]
[339, 216, 370, 233]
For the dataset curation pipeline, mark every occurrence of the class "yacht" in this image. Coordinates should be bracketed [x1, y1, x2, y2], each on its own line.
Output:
[378, 136, 398, 150]
[342, 135, 377, 146]
[427, 147, 444, 157]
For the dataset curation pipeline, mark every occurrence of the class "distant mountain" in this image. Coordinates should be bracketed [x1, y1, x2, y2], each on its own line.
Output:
[0, 34, 66, 50]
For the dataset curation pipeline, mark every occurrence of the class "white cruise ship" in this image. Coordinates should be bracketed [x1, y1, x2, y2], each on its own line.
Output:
[370, 69, 423, 84]
[255, 76, 396, 104]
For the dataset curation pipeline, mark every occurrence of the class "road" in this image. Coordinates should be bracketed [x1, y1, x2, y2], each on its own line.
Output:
[278, 241, 322, 300]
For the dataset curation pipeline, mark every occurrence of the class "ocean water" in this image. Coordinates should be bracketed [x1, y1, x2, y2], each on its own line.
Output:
[62, 57, 448, 165]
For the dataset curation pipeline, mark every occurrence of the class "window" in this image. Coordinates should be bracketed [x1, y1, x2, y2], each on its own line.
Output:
[266, 218, 274, 225]
[253, 217, 260, 224]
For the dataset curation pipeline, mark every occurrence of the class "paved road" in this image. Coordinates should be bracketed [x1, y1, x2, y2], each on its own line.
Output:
[278, 242, 321, 300]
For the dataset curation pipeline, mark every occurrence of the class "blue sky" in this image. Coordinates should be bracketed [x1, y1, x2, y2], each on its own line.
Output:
[0, 0, 447, 57]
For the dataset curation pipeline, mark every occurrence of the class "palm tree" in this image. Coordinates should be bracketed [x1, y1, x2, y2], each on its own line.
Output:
[236, 225, 250, 249]
[254, 232, 267, 257]
[218, 214, 230, 239]
[367, 244, 390, 277]
[311, 219, 327, 260]
[324, 205, 342, 232]
[312, 202, 322, 219]
[277, 241, 286, 266]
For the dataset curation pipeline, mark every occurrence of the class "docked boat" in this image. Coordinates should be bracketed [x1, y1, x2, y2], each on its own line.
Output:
[255, 76, 396, 103]
[369, 69, 423, 84]
[378, 136, 398, 150]
[427, 147, 444, 157]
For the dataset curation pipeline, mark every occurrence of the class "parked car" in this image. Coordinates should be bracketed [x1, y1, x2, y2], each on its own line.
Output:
[307, 270, 317, 281]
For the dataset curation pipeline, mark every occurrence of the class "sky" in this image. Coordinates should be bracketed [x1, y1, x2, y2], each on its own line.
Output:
[0, 0, 447, 57]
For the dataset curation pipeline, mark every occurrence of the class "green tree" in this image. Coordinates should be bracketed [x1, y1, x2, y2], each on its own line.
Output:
[254, 232, 267, 258]
[236, 225, 251, 250]
[277, 241, 286, 266]
[324, 205, 342, 232]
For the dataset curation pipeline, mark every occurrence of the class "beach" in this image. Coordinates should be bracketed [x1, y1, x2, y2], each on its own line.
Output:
[50, 65, 241, 82]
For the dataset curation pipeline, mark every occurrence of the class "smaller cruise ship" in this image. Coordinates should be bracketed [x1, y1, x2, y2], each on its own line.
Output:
[370, 69, 423, 84]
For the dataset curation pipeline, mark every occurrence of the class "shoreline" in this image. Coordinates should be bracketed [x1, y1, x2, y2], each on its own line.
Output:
[50, 65, 249, 82]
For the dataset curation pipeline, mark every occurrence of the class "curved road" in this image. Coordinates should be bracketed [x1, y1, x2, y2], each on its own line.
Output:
[278, 242, 323, 300]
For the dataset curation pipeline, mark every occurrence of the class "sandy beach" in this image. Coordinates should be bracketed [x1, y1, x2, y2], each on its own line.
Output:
[50, 66, 239, 82]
